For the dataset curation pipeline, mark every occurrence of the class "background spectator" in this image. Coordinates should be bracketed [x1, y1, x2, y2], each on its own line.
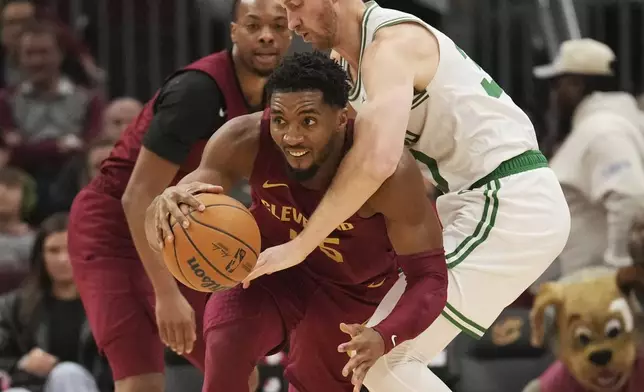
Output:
[49, 136, 115, 213]
[0, 0, 101, 89]
[0, 212, 108, 392]
[0, 21, 104, 222]
[534, 39, 644, 279]
[100, 97, 142, 140]
[0, 167, 35, 273]
[0, 21, 103, 171]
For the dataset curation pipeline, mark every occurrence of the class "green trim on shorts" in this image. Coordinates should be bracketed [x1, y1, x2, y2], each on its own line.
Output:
[441, 302, 486, 339]
[469, 150, 548, 190]
[446, 179, 501, 269]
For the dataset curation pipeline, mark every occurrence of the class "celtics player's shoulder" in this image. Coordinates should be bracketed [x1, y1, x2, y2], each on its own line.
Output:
[360, 10, 438, 92]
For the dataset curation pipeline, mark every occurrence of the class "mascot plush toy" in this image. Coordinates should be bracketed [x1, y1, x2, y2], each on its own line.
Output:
[523, 268, 643, 392]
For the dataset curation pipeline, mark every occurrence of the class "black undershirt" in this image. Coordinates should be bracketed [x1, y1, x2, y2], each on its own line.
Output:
[47, 297, 85, 363]
[142, 70, 227, 165]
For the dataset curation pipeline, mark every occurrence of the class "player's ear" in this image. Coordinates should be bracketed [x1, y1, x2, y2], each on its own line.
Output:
[336, 107, 348, 132]
[530, 282, 564, 348]
[230, 22, 239, 44]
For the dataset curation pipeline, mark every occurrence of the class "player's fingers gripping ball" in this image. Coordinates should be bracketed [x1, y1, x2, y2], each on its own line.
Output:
[162, 193, 261, 292]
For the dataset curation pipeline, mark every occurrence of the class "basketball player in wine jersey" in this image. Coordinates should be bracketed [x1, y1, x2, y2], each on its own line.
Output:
[146, 52, 448, 392]
[67, 1, 291, 391]
[239, 0, 572, 391]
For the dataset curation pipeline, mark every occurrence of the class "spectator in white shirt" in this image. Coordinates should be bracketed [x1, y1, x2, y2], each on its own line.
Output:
[534, 39, 644, 277]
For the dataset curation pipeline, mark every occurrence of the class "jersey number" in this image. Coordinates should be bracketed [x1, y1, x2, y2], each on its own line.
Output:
[455, 45, 504, 99]
[289, 229, 344, 263]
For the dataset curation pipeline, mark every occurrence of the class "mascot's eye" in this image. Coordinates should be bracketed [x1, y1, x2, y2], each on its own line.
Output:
[604, 318, 622, 338]
[574, 326, 592, 346]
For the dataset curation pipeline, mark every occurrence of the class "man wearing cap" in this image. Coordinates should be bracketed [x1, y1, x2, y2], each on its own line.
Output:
[534, 38, 644, 276]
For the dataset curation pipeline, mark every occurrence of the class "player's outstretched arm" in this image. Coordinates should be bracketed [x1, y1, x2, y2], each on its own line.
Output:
[338, 151, 446, 389]
[123, 71, 237, 355]
[146, 112, 262, 250]
[285, 24, 436, 264]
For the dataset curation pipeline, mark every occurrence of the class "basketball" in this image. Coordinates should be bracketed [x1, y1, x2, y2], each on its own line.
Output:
[162, 193, 261, 292]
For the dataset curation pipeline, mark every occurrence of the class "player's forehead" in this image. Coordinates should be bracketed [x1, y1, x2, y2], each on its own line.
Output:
[270, 90, 327, 113]
[238, 0, 286, 20]
[279, 0, 305, 9]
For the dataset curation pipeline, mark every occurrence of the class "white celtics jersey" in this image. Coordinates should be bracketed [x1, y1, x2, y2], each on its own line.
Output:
[340, 1, 539, 193]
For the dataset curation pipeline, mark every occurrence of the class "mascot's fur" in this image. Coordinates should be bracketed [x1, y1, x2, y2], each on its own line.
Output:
[523, 223, 644, 392]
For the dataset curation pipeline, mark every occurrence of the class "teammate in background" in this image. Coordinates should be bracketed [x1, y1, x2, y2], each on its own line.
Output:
[66, 1, 292, 391]
[240, 0, 571, 391]
[146, 51, 447, 392]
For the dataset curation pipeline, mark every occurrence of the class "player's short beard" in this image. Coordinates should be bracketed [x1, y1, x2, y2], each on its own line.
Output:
[251, 63, 275, 78]
[284, 135, 337, 183]
[247, 56, 275, 78]
[286, 162, 321, 182]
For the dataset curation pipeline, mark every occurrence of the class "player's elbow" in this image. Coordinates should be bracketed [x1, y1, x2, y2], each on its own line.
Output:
[121, 188, 136, 219]
[355, 101, 408, 182]
[121, 184, 150, 219]
[359, 144, 402, 183]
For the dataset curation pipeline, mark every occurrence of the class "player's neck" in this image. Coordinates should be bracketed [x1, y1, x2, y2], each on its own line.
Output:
[331, 0, 366, 68]
[231, 50, 267, 108]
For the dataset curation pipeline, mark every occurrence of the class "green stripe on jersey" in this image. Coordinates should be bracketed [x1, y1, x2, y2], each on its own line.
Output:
[348, 2, 378, 102]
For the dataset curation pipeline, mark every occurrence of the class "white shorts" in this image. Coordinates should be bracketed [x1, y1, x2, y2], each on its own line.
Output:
[366, 165, 570, 360]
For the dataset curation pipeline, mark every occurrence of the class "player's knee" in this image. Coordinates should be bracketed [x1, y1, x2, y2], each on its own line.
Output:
[365, 356, 448, 392]
[205, 324, 254, 359]
[204, 326, 258, 382]
[114, 373, 164, 392]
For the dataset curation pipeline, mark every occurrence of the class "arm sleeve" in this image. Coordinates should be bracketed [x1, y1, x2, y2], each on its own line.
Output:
[142, 71, 225, 165]
[585, 133, 644, 267]
[585, 133, 644, 202]
[372, 249, 448, 354]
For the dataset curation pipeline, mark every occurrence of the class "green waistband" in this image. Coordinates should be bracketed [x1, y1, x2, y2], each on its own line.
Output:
[469, 150, 548, 190]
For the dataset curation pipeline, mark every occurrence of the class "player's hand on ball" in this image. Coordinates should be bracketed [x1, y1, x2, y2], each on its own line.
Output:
[155, 291, 196, 355]
[241, 240, 309, 288]
[151, 182, 223, 247]
[338, 323, 385, 392]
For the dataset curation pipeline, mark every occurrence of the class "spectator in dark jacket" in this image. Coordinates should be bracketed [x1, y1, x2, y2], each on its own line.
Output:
[49, 136, 115, 212]
[0, 213, 109, 392]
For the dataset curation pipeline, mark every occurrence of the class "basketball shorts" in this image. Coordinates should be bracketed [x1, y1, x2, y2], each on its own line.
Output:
[201, 267, 397, 392]
[68, 183, 209, 380]
[363, 164, 570, 391]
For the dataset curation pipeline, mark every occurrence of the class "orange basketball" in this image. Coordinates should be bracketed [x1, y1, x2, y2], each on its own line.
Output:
[162, 193, 261, 292]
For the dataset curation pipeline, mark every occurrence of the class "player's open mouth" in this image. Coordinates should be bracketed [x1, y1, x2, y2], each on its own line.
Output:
[254, 51, 278, 62]
[286, 149, 309, 157]
[592, 371, 624, 389]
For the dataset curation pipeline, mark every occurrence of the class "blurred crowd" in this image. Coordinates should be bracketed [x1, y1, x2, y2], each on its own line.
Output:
[0, 0, 642, 392]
